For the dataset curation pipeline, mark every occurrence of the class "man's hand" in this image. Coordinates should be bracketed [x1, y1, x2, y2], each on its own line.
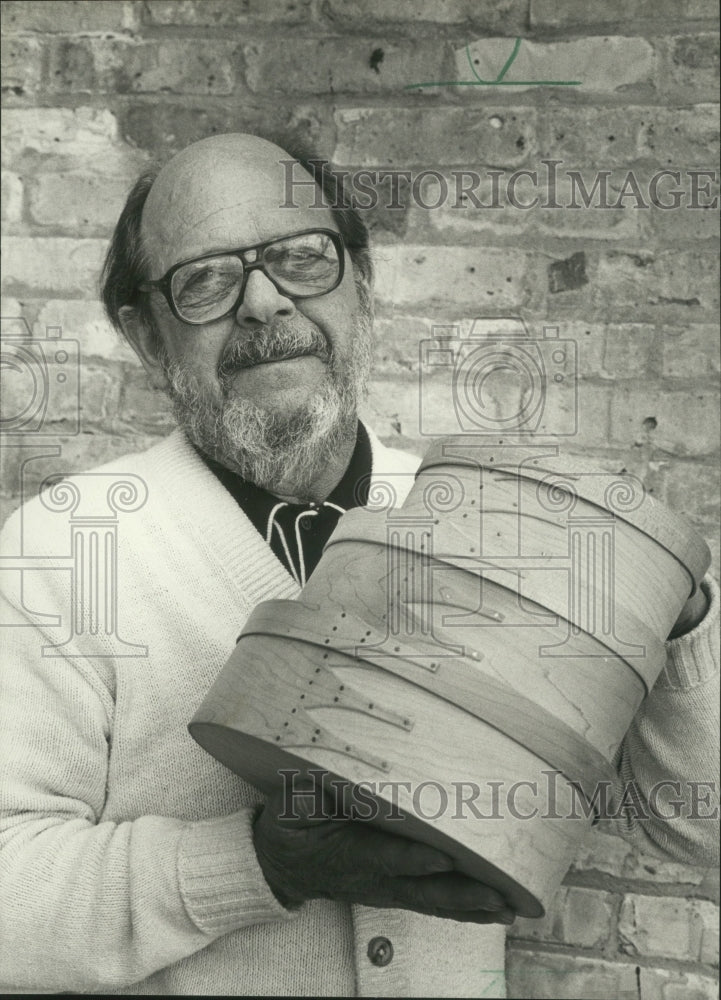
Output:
[253, 784, 516, 924]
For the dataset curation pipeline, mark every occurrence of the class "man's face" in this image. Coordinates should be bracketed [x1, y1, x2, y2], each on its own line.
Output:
[137, 136, 374, 496]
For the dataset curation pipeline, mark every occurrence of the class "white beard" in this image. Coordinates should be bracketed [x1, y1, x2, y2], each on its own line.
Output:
[159, 301, 374, 498]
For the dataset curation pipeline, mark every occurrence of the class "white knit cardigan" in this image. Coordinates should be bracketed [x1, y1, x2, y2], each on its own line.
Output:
[0, 427, 718, 997]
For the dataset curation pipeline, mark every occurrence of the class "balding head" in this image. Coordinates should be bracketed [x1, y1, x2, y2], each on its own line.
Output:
[141, 133, 330, 281]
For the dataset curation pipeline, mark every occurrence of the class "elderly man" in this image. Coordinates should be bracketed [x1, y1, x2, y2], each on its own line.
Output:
[0, 133, 718, 997]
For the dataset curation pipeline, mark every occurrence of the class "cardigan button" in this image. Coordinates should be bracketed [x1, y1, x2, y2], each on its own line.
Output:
[367, 936, 393, 967]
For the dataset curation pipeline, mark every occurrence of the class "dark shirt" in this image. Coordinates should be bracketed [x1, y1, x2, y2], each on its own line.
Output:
[199, 422, 372, 586]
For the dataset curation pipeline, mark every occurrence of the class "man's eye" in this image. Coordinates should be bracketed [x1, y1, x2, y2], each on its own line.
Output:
[271, 248, 321, 264]
[183, 269, 214, 290]
[178, 267, 238, 301]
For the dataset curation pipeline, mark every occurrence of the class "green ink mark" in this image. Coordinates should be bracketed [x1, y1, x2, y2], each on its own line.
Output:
[405, 37, 582, 89]
[467, 38, 522, 84]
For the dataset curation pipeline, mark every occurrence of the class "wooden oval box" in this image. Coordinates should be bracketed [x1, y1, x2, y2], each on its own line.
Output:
[189, 436, 710, 917]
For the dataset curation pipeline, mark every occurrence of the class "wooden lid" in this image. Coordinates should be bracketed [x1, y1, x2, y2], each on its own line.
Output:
[417, 436, 711, 592]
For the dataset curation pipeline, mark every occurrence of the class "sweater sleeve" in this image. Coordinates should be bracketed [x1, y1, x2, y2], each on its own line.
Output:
[0, 586, 295, 993]
[597, 574, 720, 865]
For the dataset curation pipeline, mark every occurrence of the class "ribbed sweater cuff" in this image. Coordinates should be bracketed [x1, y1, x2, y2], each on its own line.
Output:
[660, 575, 720, 690]
[177, 809, 296, 937]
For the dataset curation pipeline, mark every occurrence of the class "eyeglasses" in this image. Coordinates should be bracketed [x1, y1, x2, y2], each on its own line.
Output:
[139, 228, 345, 326]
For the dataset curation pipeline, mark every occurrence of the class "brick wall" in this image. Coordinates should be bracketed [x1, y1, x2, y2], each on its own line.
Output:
[1, 2, 719, 998]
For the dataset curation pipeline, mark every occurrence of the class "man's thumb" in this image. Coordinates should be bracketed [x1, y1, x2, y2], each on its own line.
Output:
[269, 777, 340, 828]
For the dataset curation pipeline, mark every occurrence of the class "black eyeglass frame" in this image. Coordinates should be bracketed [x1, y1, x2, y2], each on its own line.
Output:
[138, 228, 346, 326]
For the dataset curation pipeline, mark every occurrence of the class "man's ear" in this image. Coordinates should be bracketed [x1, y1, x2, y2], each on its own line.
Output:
[118, 306, 169, 390]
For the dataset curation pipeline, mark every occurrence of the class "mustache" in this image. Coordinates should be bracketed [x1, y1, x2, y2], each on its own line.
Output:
[218, 324, 331, 385]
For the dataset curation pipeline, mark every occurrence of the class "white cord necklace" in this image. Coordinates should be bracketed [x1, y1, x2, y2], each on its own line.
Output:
[265, 501, 347, 587]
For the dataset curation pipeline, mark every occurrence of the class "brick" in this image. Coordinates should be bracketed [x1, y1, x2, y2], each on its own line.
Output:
[45, 37, 237, 96]
[34, 300, 138, 363]
[1, 0, 134, 32]
[364, 376, 422, 441]
[0, 296, 23, 317]
[649, 194, 720, 245]
[144, 0, 313, 24]
[619, 894, 718, 963]
[537, 106, 719, 170]
[673, 32, 721, 67]
[509, 886, 615, 949]
[556, 381, 612, 448]
[456, 36, 654, 94]
[1, 106, 118, 158]
[569, 250, 721, 324]
[569, 825, 636, 877]
[1, 238, 107, 297]
[372, 243, 532, 311]
[1, 171, 23, 224]
[541, 166, 661, 239]
[245, 38, 448, 95]
[699, 866, 720, 903]
[546, 323, 656, 380]
[409, 167, 543, 238]
[334, 107, 537, 168]
[410, 168, 646, 242]
[80, 363, 123, 431]
[700, 902, 720, 964]
[609, 385, 719, 455]
[323, 0, 530, 32]
[662, 462, 720, 522]
[570, 826, 715, 887]
[639, 968, 720, 1000]
[0, 347, 117, 434]
[119, 102, 306, 161]
[118, 368, 175, 434]
[27, 173, 136, 235]
[530, 0, 718, 27]
[641, 106, 720, 168]
[656, 33, 720, 103]
[0, 345, 79, 434]
[539, 189, 647, 243]
[600, 324, 657, 378]
[506, 950, 639, 1000]
[415, 171, 535, 241]
[371, 314, 435, 375]
[2, 107, 145, 177]
[663, 326, 720, 377]
[1, 36, 42, 98]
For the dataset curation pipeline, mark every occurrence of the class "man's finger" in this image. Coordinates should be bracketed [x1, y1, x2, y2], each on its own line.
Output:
[341, 826, 455, 877]
[385, 873, 510, 914]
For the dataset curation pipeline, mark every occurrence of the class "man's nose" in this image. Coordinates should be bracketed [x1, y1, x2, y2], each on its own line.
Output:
[234, 269, 295, 328]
